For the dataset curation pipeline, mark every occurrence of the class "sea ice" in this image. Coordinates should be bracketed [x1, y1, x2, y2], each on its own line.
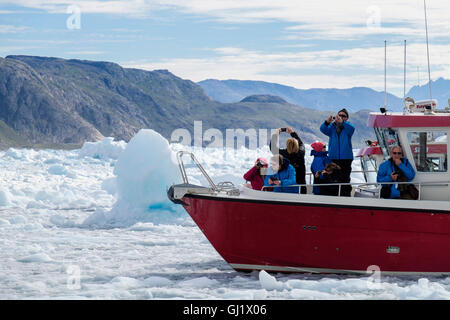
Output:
[259, 270, 285, 291]
[1, 129, 450, 300]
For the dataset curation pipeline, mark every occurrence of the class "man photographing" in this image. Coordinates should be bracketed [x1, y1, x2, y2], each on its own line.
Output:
[319, 108, 355, 197]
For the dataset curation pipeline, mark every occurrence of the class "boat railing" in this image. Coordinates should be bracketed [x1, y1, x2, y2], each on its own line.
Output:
[261, 180, 450, 200]
[176, 150, 241, 196]
[176, 151, 218, 191]
[305, 170, 377, 184]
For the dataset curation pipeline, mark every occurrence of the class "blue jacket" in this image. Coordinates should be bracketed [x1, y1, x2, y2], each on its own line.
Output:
[310, 150, 332, 195]
[377, 158, 416, 198]
[320, 121, 355, 160]
[264, 158, 298, 193]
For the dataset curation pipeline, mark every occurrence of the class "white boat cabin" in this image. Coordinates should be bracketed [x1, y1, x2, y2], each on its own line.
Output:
[362, 98, 450, 201]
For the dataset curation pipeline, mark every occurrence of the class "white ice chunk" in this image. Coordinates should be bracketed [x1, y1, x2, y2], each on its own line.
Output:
[83, 129, 184, 228]
[79, 137, 126, 160]
[259, 270, 284, 291]
[18, 253, 53, 263]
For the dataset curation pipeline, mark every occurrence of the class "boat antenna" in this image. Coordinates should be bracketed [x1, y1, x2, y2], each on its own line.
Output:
[403, 40, 406, 100]
[417, 66, 420, 87]
[384, 40, 387, 109]
[424, 0, 432, 101]
[402, 40, 408, 114]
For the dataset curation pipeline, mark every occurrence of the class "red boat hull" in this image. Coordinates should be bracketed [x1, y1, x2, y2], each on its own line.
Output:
[182, 194, 450, 274]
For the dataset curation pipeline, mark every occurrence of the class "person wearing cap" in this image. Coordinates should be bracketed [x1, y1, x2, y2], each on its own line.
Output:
[310, 141, 331, 195]
[243, 157, 268, 190]
[269, 126, 306, 194]
[319, 108, 355, 196]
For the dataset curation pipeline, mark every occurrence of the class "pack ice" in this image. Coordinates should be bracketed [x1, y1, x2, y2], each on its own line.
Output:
[1, 129, 450, 299]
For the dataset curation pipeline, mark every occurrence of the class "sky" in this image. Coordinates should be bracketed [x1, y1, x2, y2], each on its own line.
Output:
[0, 0, 449, 97]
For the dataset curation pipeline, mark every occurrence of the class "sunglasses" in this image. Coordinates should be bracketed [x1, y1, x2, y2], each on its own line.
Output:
[392, 152, 402, 155]
[338, 114, 348, 118]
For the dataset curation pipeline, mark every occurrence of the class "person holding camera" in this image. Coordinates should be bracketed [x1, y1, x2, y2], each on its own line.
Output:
[315, 162, 343, 196]
[269, 126, 306, 194]
[320, 108, 355, 197]
[243, 157, 269, 190]
[377, 145, 416, 199]
[264, 154, 298, 193]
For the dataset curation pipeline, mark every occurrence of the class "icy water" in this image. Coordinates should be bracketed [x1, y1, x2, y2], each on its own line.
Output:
[1, 131, 450, 299]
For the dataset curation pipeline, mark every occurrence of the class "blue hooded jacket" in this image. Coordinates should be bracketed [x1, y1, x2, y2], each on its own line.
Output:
[320, 121, 355, 160]
[264, 158, 298, 193]
[377, 158, 416, 198]
[310, 150, 332, 195]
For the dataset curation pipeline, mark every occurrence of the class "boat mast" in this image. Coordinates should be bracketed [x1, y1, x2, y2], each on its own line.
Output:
[403, 40, 406, 100]
[424, 0, 432, 101]
[384, 40, 387, 109]
[417, 66, 420, 87]
[402, 40, 408, 114]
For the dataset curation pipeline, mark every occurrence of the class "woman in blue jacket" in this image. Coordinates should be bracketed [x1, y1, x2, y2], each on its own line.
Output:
[264, 154, 298, 193]
[377, 146, 416, 199]
[320, 108, 355, 196]
[310, 141, 331, 195]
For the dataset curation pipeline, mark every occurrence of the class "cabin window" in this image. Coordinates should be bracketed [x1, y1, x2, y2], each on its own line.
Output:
[374, 128, 400, 159]
[407, 131, 448, 172]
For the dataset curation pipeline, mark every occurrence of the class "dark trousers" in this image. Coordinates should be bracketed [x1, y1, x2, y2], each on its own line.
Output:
[331, 159, 353, 197]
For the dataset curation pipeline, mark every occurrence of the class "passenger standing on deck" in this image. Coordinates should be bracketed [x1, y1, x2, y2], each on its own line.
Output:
[310, 141, 332, 195]
[320, 108, 355, 197]
[270, 126, 306, 194]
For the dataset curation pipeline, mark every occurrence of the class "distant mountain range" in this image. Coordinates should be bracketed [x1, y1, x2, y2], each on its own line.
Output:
[0, 55, 413, 149]
[197, 78, 450, 112]
[406, 77, 450, 109]
[198, 79, 404, 112]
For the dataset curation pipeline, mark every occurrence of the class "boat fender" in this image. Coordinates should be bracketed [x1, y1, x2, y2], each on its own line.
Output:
[167, 186, 189, 206]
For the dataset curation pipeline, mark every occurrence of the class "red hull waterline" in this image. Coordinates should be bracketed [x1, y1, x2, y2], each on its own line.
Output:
[181, 193, 450, 276]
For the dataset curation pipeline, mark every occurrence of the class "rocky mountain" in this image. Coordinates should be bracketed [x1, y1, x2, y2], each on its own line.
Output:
[406, 77, 450, 108]
[0, 55, 376, 149]
[198, 79, 403, 112]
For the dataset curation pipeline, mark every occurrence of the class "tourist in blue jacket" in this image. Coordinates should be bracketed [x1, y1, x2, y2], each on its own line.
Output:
[310, 141, 332, 195]
[377, 145, 416, 199]
[320, 108, 355, 196]
[264, 154, 298, 193]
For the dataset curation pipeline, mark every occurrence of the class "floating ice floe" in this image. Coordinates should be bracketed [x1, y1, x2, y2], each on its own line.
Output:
[82, 129, 185, 228]
[79, 137, 127, 160]
[18, 253, 53, 263]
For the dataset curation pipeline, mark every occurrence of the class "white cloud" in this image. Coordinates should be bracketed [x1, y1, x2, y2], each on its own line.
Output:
[2, 0, 154, 16]
[7, 0, 450, 40]
[122, 42, 450, 96]
[65, 50, 105, 55]
[0, 25, 29, 34]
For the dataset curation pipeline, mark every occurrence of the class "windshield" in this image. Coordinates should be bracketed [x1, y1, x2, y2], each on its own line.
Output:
[374, 128, 400, 159]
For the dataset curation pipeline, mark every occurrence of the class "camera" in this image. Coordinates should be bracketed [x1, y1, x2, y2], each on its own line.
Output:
[280, 128, 287, 132]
